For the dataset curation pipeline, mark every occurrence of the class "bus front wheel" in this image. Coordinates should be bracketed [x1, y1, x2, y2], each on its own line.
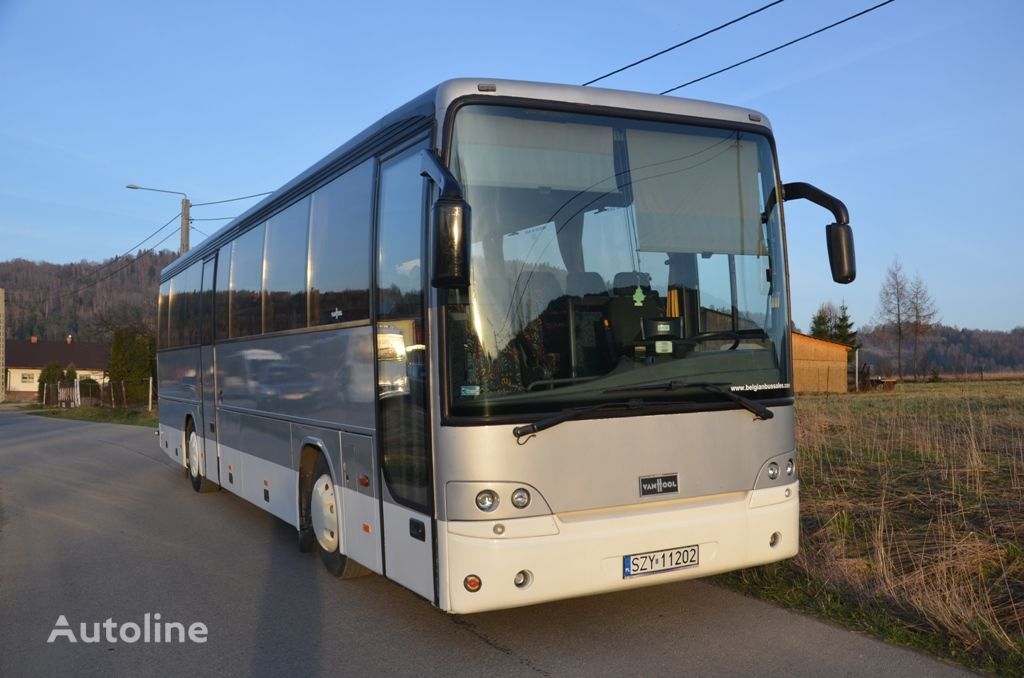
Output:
[309, 454, 367, 579]
[186, 420, 215, 493]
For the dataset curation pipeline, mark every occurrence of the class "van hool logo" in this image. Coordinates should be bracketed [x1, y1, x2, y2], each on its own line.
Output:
[47, 614, 208, 644]
[639, 473, 679, 496]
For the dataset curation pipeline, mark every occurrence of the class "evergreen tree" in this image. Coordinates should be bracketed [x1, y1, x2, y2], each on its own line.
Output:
[809, 303, 836, 340]
[109, 324, 156, 405]
[833, 303, 859, 348]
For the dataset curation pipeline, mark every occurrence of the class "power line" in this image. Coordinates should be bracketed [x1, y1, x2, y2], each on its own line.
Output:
[191, 191, 272, 207]
[583, 0, 785, 87]
[57, 211, 180, 291]
[53, 229, 179, 301]
[660, 0, 897, 94]
[189, 216, 236, 221]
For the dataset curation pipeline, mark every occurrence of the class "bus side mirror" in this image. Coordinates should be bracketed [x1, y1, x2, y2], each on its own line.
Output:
[826, 223, 856, 284]
[420, 149, 472, 289]
[776, 182, 856, 285]
[432, 198, 471, 288]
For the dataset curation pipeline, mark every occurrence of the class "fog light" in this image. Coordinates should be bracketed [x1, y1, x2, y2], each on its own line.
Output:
[475, 490, 498, 512]
[511, 487, 531, 509]
[514, 570, 533, 589]
[767, 462, 779, 480]
[464, 574, 482, 592]
[785, 458, 794, 476]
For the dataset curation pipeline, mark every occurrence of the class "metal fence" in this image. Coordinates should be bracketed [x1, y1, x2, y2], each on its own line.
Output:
[40, 378, 155, 410]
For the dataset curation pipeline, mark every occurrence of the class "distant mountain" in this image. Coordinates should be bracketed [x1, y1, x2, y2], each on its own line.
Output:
[0, 251, 178, 342]
[859, 324, 1024, 377]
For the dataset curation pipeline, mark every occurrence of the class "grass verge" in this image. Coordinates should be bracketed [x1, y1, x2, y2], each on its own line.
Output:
[27, 405, 158, 428]
[715, 380, 1024, 675]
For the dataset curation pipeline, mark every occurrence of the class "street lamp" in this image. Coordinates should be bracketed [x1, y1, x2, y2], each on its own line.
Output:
[126, 184, 191, 255]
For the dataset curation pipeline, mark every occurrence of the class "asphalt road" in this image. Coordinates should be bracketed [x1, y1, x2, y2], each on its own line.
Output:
[0, 407, 973, 677]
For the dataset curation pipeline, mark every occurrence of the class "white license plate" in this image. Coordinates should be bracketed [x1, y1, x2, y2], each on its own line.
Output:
[623, 544, 699, 578]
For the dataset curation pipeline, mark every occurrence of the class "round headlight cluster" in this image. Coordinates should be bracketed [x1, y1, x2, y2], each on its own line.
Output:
[474, 487, 533, 513]
[786, 458, 795, 476]
[767, 462, 780, 480]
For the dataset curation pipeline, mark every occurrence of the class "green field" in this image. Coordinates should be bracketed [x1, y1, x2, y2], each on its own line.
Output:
[717, 379, 1024, 674]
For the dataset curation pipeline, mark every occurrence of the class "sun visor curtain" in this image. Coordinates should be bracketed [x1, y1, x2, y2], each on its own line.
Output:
[627, 130, 765, 256]
[453, 110, 617, 193]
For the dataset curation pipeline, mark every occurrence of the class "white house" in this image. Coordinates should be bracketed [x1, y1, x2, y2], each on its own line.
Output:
[4, 337, 109, 401]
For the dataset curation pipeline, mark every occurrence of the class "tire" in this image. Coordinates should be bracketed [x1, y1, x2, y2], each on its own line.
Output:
[186, 420, 215, 493]
[309, 454, 368, 579]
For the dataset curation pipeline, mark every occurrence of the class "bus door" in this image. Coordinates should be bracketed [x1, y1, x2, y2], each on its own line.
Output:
[374, 144, 436, 602]
[198, 256, 220, 485]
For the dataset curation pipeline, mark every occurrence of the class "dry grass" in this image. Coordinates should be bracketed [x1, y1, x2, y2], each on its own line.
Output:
[721, 379, 1024, 673]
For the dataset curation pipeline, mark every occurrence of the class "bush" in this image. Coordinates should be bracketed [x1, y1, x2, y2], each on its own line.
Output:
[37, 362, 65, 401]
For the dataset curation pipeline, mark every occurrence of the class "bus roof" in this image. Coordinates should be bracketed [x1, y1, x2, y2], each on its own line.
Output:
[162, 78, 771, 280]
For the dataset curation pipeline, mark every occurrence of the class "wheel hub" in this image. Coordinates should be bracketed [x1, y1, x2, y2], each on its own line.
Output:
[311, 473, 339, 552]
[188, 431, 200, 477]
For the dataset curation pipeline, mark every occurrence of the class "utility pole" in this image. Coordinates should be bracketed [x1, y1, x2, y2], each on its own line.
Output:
[180, 197, 191, 254]
[125, 184, 190, 254]
[0, 288, 6, 403]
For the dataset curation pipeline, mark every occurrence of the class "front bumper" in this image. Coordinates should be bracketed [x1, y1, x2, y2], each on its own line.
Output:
[440, 482, 799, 613]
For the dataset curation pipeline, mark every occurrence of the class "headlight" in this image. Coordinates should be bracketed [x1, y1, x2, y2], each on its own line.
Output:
[786, 458, 795, 476]
[767, 462, 780, 480]
[511, 488, 531, 509]
[475, 489, 499, 512]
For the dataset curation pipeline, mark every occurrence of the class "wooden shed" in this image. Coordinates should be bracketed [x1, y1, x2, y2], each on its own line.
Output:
[792, 332, 851, 394]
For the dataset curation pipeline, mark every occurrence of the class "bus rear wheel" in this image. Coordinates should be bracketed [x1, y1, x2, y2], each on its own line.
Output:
[309, 454, 367, 579]
[186, 420, 215, 493]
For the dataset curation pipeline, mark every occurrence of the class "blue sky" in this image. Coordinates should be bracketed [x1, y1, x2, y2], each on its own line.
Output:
[1, 0, 1021, 331]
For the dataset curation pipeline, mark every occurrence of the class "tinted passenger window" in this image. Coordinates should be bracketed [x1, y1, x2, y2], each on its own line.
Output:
[200, 258, 216, 346]
[168, 263, 202, 348]
[230, 223, 265, 338]
[309, 160, 373, 325]
[157, 280, 170, 350]
[264, 198, 310, 333]
[214, 244, 231, 341]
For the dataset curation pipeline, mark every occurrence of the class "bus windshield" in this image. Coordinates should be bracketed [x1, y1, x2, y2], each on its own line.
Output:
[444, 104, 791, 418]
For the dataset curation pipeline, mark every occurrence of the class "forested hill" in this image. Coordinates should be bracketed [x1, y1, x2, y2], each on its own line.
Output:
[0, 251, 178, 342]
[859, 324, 1024, 377]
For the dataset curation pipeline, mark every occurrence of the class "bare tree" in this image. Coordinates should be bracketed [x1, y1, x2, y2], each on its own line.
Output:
[907, 274, 939, 380]
[877, 258, 909, 379]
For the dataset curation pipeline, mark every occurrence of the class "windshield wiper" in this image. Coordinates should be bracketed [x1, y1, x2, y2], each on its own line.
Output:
[603, 380, 774, 421]
[511, 400, 650, 442]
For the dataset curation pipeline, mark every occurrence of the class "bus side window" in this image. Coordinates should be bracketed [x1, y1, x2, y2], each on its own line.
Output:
[309, 159, 373, 326]
[263, 197, 310, 333]
[230, 223, 265, 338]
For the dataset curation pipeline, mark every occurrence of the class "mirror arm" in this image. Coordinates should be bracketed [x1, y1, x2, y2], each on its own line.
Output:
[764, 181, 856, 285]
[420, 149, 464, 201]
[781, 182, 849, 225]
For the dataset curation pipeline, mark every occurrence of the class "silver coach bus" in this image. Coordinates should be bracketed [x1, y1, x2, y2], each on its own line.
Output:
[156, 78, 855, 613]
